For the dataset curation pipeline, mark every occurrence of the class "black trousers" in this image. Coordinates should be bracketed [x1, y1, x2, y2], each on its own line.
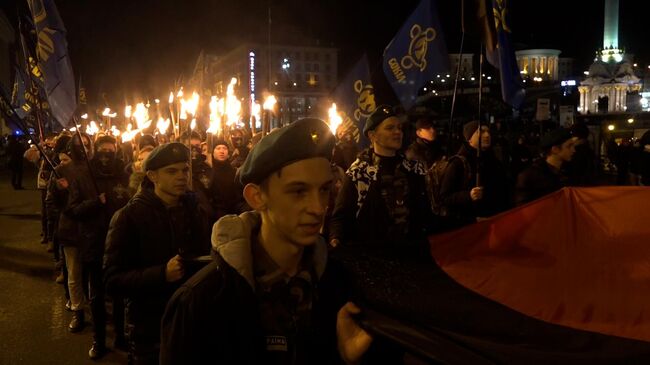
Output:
[10, 165, 23, 188]
[40, 189, 48, 239]
[85, 260, 106, 343]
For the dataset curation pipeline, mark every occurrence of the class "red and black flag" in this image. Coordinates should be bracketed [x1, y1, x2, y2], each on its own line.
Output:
[336, 187, 650, 363]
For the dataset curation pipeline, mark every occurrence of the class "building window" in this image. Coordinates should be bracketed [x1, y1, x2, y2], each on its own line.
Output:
[314, 63, 320, 72]
[305, 53, 311, 61]
[305, 74, 311, 82]
[314, 53, 320, 61]
[305, 63, 311, 71]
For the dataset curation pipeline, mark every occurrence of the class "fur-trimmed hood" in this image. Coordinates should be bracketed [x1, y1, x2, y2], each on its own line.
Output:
[211, 211, 329, 290]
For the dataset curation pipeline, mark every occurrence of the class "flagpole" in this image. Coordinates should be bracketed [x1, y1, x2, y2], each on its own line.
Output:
[448, 32, 465, 157]
[0, 87, 60, 178]
[476, 44, 484, 188]
[72, 116, 100, 195]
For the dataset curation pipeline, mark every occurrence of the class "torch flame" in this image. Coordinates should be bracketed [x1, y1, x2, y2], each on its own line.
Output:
[251, 102, 261, 129]
[176, 87, 184, 98]
[81, 113, 88, 119]
[110, 125, 121, 137]
[168, 92, 174, 103]
[156, 117, 171, 135]
[121, 123, 138, 142]
[207, 96, 222, 135]
[133, 102, 151, 130]
[86, 120, 99, 135]
[263, 95, 277, 111]
[124, 105, 132, 119]
[102, 108, 111, 117]
[190, 118, 197, 130]
[328, 103, 343, 134]
[225, 78, 241, 126]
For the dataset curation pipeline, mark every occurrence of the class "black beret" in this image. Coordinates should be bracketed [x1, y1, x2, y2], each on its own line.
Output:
[239, 118, 335, 185]
[363, 105, 397, 137]
[143, 142, 190, 171]
[415, 118, 434, 130]
[540, 128, 573, 150]
[213, 139, 229, 148]
[95, 135, 117, 148]
[463, 121, 480, 141]
[139, 134, 158, 150]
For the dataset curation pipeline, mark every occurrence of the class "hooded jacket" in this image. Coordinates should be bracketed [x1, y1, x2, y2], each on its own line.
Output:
[160, 211, 349, 365]
[104, 185, 210, 344]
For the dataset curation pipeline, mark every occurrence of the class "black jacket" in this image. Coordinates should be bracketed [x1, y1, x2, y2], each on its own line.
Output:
[439, 144, 510, 229]
[48, 162, 82, 246]
[329, 149, 432, 246]
[515, 159, 566, 206]
[67, 158, 130, 263]
[103, 185, 211, 344]
[209, 160, 247, 221]
[406, 138, 443, 169]
[160, 212, 349, 365]
[332, 141, 359, 171]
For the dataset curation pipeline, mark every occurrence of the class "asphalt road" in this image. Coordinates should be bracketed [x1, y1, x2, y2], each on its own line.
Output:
[0, 166, 127, 365]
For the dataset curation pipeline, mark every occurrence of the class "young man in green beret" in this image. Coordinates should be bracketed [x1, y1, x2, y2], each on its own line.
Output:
[160, 118, 372, 365]
[515, 128, 576, 205]
[104, 142, 210, 364]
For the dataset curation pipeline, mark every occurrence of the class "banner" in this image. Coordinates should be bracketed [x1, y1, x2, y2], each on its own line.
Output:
[26, 0, 77, 126]
[331, 54, 375, 148]
[382, 0, 449, 110]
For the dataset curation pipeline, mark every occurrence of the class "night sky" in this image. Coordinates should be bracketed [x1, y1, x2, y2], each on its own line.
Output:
[5, 0, 650, 105]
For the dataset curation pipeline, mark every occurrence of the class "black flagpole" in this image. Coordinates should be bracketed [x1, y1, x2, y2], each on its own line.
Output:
[72, 116, 100, 194]
[476, 44, 484, 188]
[0, 87, 60, 178]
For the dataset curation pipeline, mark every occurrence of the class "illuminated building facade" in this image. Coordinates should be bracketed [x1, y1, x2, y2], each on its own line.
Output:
[194, 42, 338, 127]
[578, 0, 641, 114]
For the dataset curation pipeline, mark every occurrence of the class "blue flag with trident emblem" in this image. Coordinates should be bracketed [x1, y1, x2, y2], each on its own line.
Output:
[332, 54, 376, 148]
[26, 0, 77, 127]
[383, 0, 449, 110]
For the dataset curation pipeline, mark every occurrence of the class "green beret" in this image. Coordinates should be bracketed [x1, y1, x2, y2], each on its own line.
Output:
[239, 118, 335, 185]
[143, 142, 190, 171]
[363, 105, 396, 137]
[540, 128, 573, 150]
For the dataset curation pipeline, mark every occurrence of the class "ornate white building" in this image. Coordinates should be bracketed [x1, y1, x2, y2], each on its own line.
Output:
[578, 0, 641, 114]
[515, 49, 561, 81]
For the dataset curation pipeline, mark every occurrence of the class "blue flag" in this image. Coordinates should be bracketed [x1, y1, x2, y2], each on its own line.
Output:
[11, 67, 30, 119]
[27, 0, 76, 127]
[383, 0, 449, 110]
[332, 54, 376, 148]
[484, 0, 525, 108]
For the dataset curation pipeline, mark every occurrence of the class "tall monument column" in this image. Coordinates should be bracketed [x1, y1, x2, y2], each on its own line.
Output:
[603, 0, 619, 49]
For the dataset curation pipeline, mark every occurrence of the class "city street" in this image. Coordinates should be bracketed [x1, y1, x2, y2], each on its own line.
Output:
[0, 166, 126, 364]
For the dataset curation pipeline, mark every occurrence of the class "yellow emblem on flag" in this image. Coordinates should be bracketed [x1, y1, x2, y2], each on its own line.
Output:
[401, 24, 437, 72]
[353, 80, 376, 121]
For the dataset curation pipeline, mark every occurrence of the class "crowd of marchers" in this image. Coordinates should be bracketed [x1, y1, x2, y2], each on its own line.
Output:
[2, 106, 650, 364]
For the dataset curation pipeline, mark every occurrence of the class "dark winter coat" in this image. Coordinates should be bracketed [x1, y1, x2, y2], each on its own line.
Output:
[515, 159, 566, 206]
[209, 160, 247, 221]
[67, 158, 130, 263]
[406, 138, 443, 169]
[48, 162, 82, 246]
[329, 149, 433, 246]
[160, 212, 349, 365]
[332, 141, 359, 171]
[439, 144, 510, 229]
[103, 185, 211, 345]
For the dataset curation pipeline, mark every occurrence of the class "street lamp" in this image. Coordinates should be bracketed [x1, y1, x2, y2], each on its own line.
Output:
[607, 124, 615, 131]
